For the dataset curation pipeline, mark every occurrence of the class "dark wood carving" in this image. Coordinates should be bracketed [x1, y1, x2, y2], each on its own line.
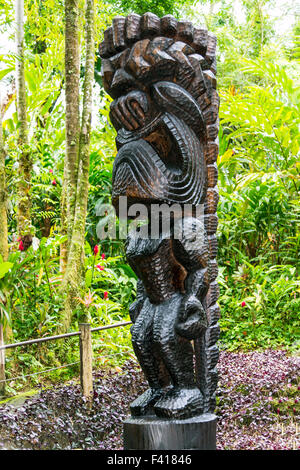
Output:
[99, 13, 219, 420]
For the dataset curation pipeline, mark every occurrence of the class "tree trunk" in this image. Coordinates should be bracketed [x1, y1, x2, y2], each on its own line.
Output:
[0, 94, 8, 262]
[61, 0, 80, 274]
[15, 0, 32, 248]
[0, 324, 5, 396]
[60, 0, 95, 330]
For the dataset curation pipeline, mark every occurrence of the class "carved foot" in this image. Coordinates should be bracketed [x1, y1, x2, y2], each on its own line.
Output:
[154, 387, 203, 419]
[130, 388, 165, 417]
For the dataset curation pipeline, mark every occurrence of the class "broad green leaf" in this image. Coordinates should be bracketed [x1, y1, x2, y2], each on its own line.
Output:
[0, 262, 14, 279]
[0, 67, 14, 81]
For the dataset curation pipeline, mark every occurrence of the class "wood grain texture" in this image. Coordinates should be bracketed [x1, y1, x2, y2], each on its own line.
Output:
[99, 14, 220, 420]
[124, 414, 217, 450]
[79, 323, 93, 404]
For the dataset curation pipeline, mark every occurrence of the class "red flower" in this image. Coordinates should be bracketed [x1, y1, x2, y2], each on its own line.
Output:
[49, 169, 53, 174]
[93, 245, 99, 256]
[96, 264, 104, 271]
[103, 291, 108, 300]
[18, 240, 25, 251]
[52, 179, 57, 186]
[101, 253, 105, 260]
[241, 301, 246, 307]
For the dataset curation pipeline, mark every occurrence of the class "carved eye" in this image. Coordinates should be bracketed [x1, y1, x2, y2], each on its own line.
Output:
[151, 81, 205, 135]
[126, 91, 148, 126]
[109, 69, 136, 99]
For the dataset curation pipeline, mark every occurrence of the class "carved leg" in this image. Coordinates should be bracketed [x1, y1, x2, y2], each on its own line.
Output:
[152, 293, 204, 419]
[130, 298, 170, 416]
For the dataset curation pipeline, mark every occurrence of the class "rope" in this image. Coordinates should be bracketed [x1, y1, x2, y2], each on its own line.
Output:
[0, 361, 80, 384]
[0, 321, 134, 386]
[0, 352, 137, 384]
[0, 321, 132, 351]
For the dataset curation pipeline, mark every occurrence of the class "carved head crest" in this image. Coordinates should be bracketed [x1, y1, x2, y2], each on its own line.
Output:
[99, 13, 219, 212]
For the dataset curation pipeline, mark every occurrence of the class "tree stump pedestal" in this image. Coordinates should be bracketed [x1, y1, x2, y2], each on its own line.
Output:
[123, 414, 217, 450]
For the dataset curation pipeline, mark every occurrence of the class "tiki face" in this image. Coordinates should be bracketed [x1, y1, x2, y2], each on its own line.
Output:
[99, 14, 219, 212]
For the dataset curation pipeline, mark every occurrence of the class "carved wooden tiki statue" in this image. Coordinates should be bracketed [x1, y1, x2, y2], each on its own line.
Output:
[99, 13, 220, 420]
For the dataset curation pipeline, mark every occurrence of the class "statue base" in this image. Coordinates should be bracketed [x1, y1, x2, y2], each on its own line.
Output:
[123, 413, 217, 450]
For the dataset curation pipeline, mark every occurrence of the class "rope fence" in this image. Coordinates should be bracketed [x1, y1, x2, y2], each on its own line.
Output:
[0, 321, 133, 402]
[0, 362, 80, 385]
[0, 321, 132, 350]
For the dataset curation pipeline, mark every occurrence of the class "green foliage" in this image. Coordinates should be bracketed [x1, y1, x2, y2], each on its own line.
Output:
[219, 263, 299, 350]
[0, 236, 64, 337]
[269, 383, 300, 416]
[110, 0, 191, 17]
[242, 0, 275, 57]
[0, 0, 299, 394]
[218, 55, 299, 265]
[217, 51, 299, 351]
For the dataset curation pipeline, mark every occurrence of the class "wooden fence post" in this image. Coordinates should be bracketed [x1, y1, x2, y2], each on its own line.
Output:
[79, 323, 93, 405]
[0, 324, 5, 396]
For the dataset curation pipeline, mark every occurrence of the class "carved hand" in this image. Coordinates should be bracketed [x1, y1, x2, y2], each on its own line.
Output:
[175, 294, 208, 340]
[109, 90, 148, 131]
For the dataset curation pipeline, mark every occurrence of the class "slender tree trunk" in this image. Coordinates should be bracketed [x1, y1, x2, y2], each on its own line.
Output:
[1, 92, 14, 345]
[0, 95, 12, 357]
[0, 94, 8, 262]
[60, 172, 68, 273]
[256, 0, 264, 54]
[60, 0, 80, 274]
[0, 324, 5, 395]
[60, 0, 95, 330]
[15, 0, 32, 248]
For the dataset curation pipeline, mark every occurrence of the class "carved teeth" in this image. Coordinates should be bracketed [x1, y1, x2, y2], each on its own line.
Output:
[207, 164, 218, 187]
[208, 235, 218, 259]
[177, 20, 194, 43]
[206, 122, 219, 142]
[104, 26, 114, 55]
[112, 16, 126, 51]
[206, 281, 220, 307]
[207, 304, 221, 325]
[205, 32, 217, 65]
[205, 138, 219, 164]
[160, 14, 178, 37]
[203, 69, 217, 90]
[141, 12, 160, 37]
[125, 13, 141, 44]
[204, 214, 218, 235]
[192, 26, 208, 56]
[205, 188, 219, 214]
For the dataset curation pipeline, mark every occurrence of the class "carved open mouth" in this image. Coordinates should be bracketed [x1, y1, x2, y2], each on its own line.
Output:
[144, 123, 183, 176]
[112, 111, 207, 211]
[112, 137, 169, 210]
